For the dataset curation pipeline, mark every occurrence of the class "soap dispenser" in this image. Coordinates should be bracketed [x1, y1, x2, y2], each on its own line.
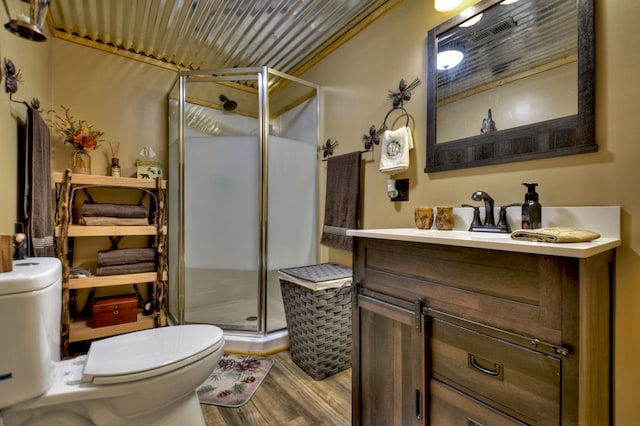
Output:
[521, 183, 541, 229]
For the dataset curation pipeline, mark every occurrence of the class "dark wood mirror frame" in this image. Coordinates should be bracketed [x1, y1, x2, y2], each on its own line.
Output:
[425, 0, 595, 173]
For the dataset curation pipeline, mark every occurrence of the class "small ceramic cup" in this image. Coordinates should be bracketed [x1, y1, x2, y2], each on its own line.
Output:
[436, 206, 454, 230]
[414, 207, 434, 230]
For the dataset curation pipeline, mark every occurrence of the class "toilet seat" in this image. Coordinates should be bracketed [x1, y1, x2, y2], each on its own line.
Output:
[83, 325, 224, 385]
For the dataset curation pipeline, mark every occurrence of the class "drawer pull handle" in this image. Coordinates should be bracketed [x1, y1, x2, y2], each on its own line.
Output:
[468, 353, 503, 380]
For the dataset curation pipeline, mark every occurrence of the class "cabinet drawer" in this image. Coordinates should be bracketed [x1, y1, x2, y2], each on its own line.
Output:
[430, 379, 525, 426]
[430, 318, 560, 425]
[356, 238, 569, 345]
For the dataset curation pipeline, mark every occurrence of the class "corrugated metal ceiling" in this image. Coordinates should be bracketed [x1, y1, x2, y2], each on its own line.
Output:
[47, 0, 399, 76]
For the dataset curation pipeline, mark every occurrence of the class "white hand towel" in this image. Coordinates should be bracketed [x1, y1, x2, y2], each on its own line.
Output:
[379, 126, 413, 175]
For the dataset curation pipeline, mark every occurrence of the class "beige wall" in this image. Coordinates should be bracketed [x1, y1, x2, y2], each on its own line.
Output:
[0, 26, 52, 232]
[304, 0, 640, 423]
[49, 38, 176, 178]
[0, 0, 637, 422]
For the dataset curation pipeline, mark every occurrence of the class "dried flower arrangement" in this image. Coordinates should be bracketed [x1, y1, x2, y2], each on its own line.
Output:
[50, 106, 103, 151]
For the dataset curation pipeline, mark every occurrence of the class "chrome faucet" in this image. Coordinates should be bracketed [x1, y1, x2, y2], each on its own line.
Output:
[471, 191, 495, 226]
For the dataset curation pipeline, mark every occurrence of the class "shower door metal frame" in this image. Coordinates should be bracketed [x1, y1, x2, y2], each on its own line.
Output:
[171, 67, 320, 337]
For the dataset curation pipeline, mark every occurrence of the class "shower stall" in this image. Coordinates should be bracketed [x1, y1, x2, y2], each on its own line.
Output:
[168, 68, 319, 352]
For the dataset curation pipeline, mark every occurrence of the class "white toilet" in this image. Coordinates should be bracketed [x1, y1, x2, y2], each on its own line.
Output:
[0, 258, 225, 426]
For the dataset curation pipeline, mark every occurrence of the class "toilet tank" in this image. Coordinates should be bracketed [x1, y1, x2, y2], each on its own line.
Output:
[0, 258, 62, 409]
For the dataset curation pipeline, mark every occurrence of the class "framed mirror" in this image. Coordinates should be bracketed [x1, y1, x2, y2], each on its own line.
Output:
[425, 0, 595, 172]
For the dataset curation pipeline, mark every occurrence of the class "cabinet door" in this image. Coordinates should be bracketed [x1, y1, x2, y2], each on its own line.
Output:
[353, 293, 425, 426]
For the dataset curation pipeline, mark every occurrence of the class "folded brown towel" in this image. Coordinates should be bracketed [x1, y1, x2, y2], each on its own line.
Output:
[80, 216, 149, 226]
[81, 202, 148, 218]
[96, 262, 156, 276]
[97, 248, 157, 266]
[510, 227, 601, 243]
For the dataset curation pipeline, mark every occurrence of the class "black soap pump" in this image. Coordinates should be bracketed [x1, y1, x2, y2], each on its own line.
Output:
[521, 183, 541, 229]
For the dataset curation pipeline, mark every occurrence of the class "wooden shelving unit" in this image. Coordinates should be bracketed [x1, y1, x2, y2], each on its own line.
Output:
[54, 170, 168, 358]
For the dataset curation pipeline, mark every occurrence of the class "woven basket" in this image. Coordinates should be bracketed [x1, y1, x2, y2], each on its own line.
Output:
[279, 264, 352, 380]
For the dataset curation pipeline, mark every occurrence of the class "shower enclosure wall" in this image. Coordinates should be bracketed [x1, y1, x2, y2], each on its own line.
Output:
[168, 68, 319, 352]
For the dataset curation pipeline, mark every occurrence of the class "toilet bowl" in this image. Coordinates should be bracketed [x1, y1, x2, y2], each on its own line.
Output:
[0, 258, 224, 425]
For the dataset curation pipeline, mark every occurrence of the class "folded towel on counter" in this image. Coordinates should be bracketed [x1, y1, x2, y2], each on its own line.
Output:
[379, 126, 413, 175]
[80, 202, 148, 218]
[80, 216, 150, 226]
[97, 247, 156, 266]
[510, 227, 601, 243]
[96, 262, 156, 276]
[321, 151, 361, 252]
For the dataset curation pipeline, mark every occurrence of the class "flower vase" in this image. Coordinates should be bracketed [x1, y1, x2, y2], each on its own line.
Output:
[72, 149, 92, 174]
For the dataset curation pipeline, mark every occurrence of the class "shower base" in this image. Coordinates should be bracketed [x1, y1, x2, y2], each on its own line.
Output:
[181, 268, 292, 354]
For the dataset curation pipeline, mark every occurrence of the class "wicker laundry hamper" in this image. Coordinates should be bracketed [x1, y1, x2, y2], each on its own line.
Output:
[279, 263, 353, 380]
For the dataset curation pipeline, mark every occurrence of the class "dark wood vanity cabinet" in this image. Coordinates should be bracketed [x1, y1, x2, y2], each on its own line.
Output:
[352, 237, 614, 426]
[353, 293, 425, 425]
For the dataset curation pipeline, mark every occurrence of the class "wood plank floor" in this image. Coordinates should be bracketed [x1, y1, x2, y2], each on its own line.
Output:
[200, 350, 352, 425]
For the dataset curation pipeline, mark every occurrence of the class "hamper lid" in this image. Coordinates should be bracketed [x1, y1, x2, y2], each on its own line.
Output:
[278, 263, 352, 291]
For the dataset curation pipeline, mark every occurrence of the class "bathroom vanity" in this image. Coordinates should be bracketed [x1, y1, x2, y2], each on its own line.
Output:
[348, 207, 620, 425]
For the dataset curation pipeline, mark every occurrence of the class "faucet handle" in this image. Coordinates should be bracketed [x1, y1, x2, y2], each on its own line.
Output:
[461, 204, 482, 228]
[496, 203, 522, 232]
[501, 202, 522, 209]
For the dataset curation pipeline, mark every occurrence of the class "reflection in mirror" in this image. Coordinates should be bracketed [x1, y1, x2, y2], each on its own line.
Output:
[425, 0, 595, 172]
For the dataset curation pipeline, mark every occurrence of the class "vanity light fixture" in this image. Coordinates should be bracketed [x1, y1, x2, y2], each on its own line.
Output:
[437, 49, 464, 70]
[434, 0, 463, 12]
[2, 0, 50, 42]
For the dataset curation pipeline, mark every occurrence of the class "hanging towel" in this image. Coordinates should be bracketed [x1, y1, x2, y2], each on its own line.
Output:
[20, 106, 55, 257]
[379, 126, 413, 175]
[320, 151, 361, 252]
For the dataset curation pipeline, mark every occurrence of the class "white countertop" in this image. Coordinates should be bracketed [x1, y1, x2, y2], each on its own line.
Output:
[347, 206, 621, 258]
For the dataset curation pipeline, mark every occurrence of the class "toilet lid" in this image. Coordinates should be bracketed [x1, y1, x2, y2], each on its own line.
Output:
[83, 324, 224, 385]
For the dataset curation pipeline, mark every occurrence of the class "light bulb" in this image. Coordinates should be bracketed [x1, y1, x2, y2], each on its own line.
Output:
[437, 50, 464, 70]
[434, 0, 463, 12]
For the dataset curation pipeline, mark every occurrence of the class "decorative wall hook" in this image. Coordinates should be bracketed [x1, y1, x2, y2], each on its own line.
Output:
[362, 125, 384, 151]
[3, 58, 22, 94]
[388, 77, 421, 109]
[2, 57, 39, 109]
[320, 138, 339, 158]
[361, 77, 421, 152]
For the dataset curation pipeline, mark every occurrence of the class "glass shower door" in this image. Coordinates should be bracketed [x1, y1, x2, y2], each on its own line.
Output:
[168, 68, 318, 336]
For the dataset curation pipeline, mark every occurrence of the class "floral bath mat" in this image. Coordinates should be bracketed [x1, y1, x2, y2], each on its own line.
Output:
[197, 353, 274, 408]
